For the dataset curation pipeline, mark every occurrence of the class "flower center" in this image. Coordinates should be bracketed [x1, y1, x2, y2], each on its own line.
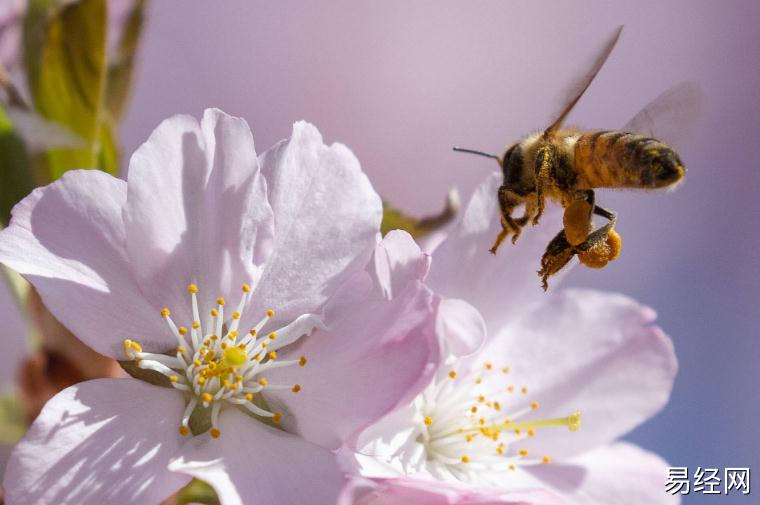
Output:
[123, 283, 308, 438]
[413, 362, 580, 482]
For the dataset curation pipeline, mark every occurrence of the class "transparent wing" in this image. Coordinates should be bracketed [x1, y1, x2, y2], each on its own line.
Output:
[544, 26, 624, 136]
[622, 81, 702, 147]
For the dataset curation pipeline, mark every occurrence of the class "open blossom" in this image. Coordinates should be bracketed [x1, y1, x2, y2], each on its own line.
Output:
[339, 476, 566, 505]
[0, 109, 440, 505]
[352, 173, 680, 505]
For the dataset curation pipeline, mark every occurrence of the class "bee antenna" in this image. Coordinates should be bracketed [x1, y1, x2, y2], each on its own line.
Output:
[452, 147, 502, 163]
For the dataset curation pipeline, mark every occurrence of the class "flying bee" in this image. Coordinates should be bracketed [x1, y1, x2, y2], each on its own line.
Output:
[454, 26, 700, 290]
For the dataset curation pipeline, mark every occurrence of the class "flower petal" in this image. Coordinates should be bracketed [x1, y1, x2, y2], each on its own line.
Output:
[425, 173, 565, 333]
[489, 289, 677, 458]
[0, 269, 28, 385]
[340, 476, 568, 505]
[0, 170, 169, 358]
[253, 121, 382, 323]
[169, 408, 347, 505]
[370, 230, 431, 300]
[266, 281, 439, 449]
[3, 379, 189, 505]
[436, 298, 486, 357]
[525, 442, 679, 505]
[123, 109, 273, 325]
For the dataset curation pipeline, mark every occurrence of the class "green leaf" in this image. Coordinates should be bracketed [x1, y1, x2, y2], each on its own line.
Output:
[380, 189, 460, 238]
[23, 0, 109, 180]
[0, 392, 26, 444]
[105, 0, 147, 122]
[177, 479, 219, 505]
[0, 107, 34, 225]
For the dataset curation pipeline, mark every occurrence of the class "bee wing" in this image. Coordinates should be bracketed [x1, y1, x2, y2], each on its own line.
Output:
[544, 25, 624, 137]
[622, 81, 702, 147]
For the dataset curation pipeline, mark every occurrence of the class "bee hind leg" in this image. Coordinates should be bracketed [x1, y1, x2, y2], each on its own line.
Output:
[538, 229, 576, 291]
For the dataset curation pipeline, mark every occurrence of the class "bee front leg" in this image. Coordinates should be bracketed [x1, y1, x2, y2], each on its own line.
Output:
[532, 145, 557, 225]
[491, 186, 525, 254]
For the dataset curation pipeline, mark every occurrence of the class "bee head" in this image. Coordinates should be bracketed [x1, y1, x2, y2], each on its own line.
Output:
[501, 143, 523, 186]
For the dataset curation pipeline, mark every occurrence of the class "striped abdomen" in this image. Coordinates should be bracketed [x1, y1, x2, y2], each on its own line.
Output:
[574, 130, 685, 189]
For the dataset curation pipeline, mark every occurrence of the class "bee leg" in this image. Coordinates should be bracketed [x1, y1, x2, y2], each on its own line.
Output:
[538, 228, 576, 291]
[491, 186, 524, 254]
[576, 210, 621, 269]
[532, 145, 557, 225]
[563, 190, 595, 246]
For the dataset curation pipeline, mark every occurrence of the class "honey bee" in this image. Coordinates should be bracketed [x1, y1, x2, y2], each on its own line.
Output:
[454, 26, 700, 290]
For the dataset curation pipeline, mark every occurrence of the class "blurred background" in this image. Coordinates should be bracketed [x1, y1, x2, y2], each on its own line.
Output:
[2, 1, 759, 503]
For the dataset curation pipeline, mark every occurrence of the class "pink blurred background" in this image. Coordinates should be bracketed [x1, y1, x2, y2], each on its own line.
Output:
[120, 2, 760, 502]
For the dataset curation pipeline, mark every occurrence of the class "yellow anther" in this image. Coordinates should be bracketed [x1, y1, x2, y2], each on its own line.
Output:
[485, 362, 492, 370]
[461, 456, 470, 463]
[216, 297, 225, 306]
[531, 401, 540, 410]
[494, 401, 501, 411]
[201, 393, 213, 403]
[268, 351, 277, 360]
[471, 406, 478, 413]
[242, 283, 251, 293]
[519, 449, 529, 456]
[192, 321, 200, 329]
[465, 435, 473, 442]
[258, 378, 268, 386]
[448, 371, 457, 379]
[161, 308, 170, 317]
[507, 385, 514, 392]
[210, 309, 218, 317]
[299, 356, 307, 367]
[193, 359, 202, 367]
[245, 393, 254, 401]
[568, 410, 582, 432]
[232, 312, 240, 320]
[521, 386, 528, 394]
[177, 346, 186, 354]
[250, 329, 257, 336]
[272, 412, 282, 424]
[179, 425, 189, 436]
[187, 284, 198, 293]
[254, 353, 261, 361]
[497, 446, 504, 455]
[291, 384, 301, 393]
[268, 332, 277, 340]
[221, 342, 228, 350]
[261, 342, 268, 348]
[478, 395, 485, 403]
[197, 377, 206, 385]
[235, 375, 243, 382]
[210, 335, 218, 341]
[223, 379, 231, 388]
[424, 416, 433, 426]
[542, 456, 551, 464]
[509, 464, 516, 471]
[266, 309, 275, 317]
[528, 428, 536, 437]
[479, 418, 485, 425]
[514, 429, 521, 435]
[475, 378, 482, 384]
[169, 375, 178, 382]
[229, 330, 238, 338]
[178, 326, 187, 335]
[210, 428, 221, 438]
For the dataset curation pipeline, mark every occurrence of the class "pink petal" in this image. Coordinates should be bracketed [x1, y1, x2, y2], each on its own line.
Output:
[253, 121, 382, 323]
[266, 281, 439, 449]
[488, 289, 677, 459]
[436, 298, 486, 357]
[169, 408, 347, 505]
[426, 173, 566, 333]
[370, 230, 431, 300]
[340, 476, 568, 505]
[3, 379, 190, 505]
[526, 442, 679, 505]
[0, 170, 169, 358]
[124, 109, 273, 326]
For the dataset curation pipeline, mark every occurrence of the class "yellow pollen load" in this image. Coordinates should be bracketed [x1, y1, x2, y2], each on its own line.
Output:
[424, 416, 433, 426]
